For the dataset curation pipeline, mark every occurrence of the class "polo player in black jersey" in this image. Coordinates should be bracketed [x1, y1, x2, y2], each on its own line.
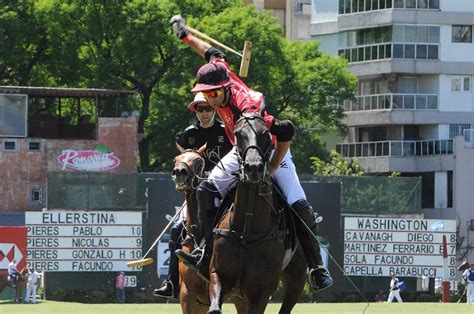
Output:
[153, 93, 231, 299]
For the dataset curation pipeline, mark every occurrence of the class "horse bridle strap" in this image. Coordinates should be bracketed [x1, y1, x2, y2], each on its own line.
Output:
[235, 115, 272, 161]
[213, 226, 287, 247]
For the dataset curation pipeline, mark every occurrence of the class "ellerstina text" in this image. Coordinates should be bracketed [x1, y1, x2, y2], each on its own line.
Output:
[41, 212, 117, 224]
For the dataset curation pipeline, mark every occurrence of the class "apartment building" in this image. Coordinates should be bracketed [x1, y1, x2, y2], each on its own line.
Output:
[245, 0, 312, 39]
[310, 0, 474, 262]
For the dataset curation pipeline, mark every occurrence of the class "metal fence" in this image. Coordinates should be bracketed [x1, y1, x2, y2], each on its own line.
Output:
[48, 172, 421, 215]
[47, 172, 170, 210]
[307, 176, 422, 215]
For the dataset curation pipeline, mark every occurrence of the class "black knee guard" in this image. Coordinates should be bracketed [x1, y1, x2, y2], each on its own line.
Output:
[291, 199, 321, 232]
[197, 181, 220, 237]
[291, 199, 323, 268]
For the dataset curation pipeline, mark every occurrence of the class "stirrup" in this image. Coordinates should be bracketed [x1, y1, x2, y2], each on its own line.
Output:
[309, 267, 333, 291]
[153, 280, 176, 299]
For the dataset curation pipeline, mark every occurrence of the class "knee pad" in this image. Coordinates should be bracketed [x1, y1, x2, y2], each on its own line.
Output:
[291, 199, 319, 231]
[197, 181, 220, 222]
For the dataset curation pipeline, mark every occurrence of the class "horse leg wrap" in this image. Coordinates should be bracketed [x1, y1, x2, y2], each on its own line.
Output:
[291, 199, 323, 268]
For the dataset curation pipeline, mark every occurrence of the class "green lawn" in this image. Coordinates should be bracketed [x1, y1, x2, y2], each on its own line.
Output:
[0, 301, 473, 314]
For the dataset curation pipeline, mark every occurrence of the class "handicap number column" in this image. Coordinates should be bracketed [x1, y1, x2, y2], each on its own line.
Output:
[26, 211, 142, 272]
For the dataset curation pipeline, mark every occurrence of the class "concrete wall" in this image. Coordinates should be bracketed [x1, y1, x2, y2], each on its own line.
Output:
[439, 74, 473, 112]
[0, 117, 139, 212]
[453, 136, 474, 263]
[440, 25, 474, 63]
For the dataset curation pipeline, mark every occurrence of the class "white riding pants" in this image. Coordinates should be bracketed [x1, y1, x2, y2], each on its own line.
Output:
[26, 284, 37, 303]
[387, 289, 403, 303]
[208, 147, 306, 205]
[467, 283, 474, 304]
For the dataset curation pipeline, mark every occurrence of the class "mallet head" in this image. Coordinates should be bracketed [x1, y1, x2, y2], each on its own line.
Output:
[239, 41, 252, 78]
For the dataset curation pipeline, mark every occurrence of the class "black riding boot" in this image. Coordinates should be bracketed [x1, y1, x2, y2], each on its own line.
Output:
[292, 199, 333, 291]
[175, 181, 219, 281]
[153, 221, 183, 299]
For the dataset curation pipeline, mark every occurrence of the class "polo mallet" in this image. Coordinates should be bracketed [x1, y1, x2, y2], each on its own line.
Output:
[126, 202, 185, 268]
[186, 25, 252, 77]
[457, 286, 467, 303]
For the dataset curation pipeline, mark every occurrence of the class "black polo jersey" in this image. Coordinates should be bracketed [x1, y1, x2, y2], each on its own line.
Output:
[177, 121, 232, 171]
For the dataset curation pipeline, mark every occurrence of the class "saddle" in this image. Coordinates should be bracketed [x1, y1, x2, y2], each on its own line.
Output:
[213, 180, 298, 252]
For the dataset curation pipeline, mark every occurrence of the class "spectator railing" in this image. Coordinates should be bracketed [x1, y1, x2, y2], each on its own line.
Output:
[336, 139, 453, 157]
[342, 93, 438, 112]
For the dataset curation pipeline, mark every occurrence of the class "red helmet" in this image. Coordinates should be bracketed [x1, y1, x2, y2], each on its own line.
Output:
[191, 62, 231, 92]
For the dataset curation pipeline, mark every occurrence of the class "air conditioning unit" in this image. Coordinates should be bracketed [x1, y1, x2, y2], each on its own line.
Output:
[470, 219, 474, 231]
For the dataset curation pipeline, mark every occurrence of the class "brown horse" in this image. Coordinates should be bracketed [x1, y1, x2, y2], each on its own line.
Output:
[173, 144, 247, 313]
[0, 267, 29, 303]
[208, 108, 307, 314]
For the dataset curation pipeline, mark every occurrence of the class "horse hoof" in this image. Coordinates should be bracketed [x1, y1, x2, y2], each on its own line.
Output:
[208, 310, 222, 314]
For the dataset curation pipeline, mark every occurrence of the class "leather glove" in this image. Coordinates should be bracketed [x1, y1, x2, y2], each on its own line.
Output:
[169, 15, 189, 39]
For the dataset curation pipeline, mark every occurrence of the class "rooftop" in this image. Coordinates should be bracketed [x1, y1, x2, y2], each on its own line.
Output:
[0, 86, 137, 98]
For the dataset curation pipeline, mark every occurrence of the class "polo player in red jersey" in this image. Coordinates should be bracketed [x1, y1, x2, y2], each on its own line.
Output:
[170, 15, 333, 291]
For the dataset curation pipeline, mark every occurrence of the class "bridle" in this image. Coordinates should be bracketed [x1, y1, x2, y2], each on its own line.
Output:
[234, 114, 272, 183]
[172, 150, 205, 191]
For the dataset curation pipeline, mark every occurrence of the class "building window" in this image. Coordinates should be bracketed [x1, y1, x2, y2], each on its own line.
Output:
[449, 124, 473, 138]
[0, 94, 27, 137]
[2, 140, 17, 151]
[394, 0, 439, 9]
[464, 77, 472, 91]
[28, 140, 41, 152]
[339, 0, 394, 14]
[30, 187, 43, 206]
[451, 76, 471, 92]
[452, 25, 472, 43]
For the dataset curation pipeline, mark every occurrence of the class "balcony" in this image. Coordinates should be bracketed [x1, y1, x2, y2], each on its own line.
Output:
[338, 0, 440, 15]
[338, 42, 439, 64]
[336, 139, 453, 158]
[342, 93, 438, 112]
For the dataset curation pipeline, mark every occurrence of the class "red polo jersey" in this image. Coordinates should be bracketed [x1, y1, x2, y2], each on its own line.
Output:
[210, 59, 276, 145]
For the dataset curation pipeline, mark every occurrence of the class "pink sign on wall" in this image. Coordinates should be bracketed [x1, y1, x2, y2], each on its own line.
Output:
[58, 146, 120, 172]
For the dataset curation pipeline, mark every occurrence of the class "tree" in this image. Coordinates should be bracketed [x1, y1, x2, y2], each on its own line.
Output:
[1, 1, 356, 173]
[311, 150, 364, 176]
[0, 1, 49, 85]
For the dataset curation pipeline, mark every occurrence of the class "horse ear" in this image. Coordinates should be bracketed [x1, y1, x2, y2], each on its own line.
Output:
[197, 143, 207, 156]
[176, 142, 185, 153]
[259, 100, 266, 117]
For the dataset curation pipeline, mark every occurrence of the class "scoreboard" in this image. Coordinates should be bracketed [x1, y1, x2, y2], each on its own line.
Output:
[26, 211, 142, 272]
[344, 217, 456, 278]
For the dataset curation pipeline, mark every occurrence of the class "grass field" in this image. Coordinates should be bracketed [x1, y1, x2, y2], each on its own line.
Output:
[0, 301, 473, 314]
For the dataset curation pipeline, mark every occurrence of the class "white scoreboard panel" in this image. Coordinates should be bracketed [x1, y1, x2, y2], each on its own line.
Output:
[344, 217, 456, 278]
[26, 211, 142, 272]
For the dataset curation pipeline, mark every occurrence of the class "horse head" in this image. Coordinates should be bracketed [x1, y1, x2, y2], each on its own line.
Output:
[234, 104, 272, 184]
[172, 143, 206, 192]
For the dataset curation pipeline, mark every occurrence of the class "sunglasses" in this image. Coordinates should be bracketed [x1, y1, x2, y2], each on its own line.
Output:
[202, 89, 223, 99]
[195, 105, 214, 113]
